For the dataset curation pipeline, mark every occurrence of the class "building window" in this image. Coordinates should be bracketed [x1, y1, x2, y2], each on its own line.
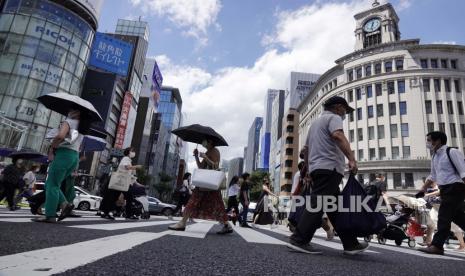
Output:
[369, 148, 376, 160]
[357, 128, 363, 141]
[387, 81, 395, 94]
[461, 124, 465, 138]
[349, 111, 354, 122]
[378, 125, 385, 139]
[401, 123, 409, 137]
[284, 172, 293, 180]
[447, 101, 454, 114]
[285, 160, 293, 168]
[445, 79, 451, 92]
[368, 126, 375, 140]
[391, 124, 398, 138]
[431, 59, 438, 68]
[460, 103, 465, 116]
[366, 85, 373, 98]
[389, 102, 396, 116]
[356, 88, 362, 100]
[377, 104, 384, 117]
[357, 108, 362, 120]
[286, 148, 293, 155]
[398, 80, 405, 93]
[428, 123, 435, 133]
[441, 59, 448, 69]
[420, 59, 428, 69]
[385, 61, 393, 73]
[436, 100, 443, 114]
[349, 129, 355, 142]
[348, 90, 354, 102]
[455, 79, 461, 93]
[365, 65, 372, 77]
[403, 146, 411, 159]
[439, 123, 446, 133]
[423, 78, 430, 92]
[375, 83, 382, 96]
[400, 101, 407, 115]
[392, 147, 400, 159]
[451, 123, 457, 138]
[379, 147, 386, 160]
[393, 173, 402, 187]
[375, 63, 382, 74]
[368, 106, 374, 118]
[405, 173, 414, 188]
[451, 59, 458, 69]
[358, 149, 364, 161]
[396, 59, 404, 71]
[356, 67, 362, 79]
[425, 100, 432, 114]
[434, 79, 441, 92]
[347, 70, 354, 81]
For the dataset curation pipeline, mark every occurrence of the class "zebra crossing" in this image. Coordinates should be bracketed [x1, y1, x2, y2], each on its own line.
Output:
[0, 208, 465, 275]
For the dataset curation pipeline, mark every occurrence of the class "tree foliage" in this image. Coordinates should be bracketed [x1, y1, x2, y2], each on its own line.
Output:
[248, 170, 270, 202]
[153, 172, 173, 202]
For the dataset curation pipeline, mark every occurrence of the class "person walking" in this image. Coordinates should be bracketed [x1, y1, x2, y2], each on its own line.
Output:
[253, 177, 277, 226]
[32, 108, 85, 223]
[417, 131, 465, 255]
[0, 158, 25, 211]
[238, 173, 252, 228]
[169, 139, 233, 234]
[287, 96, 368, 255]
[100, 147, 142, 220]
[15, 164, 40, 204]
[173, 173, 193, 216]
[226, 175, 240, 225]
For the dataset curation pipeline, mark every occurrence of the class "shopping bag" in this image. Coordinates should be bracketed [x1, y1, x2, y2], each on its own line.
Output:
[191, 169, 225, 190]
[333, 174, 386, 237]
[108, 171, 133, 192]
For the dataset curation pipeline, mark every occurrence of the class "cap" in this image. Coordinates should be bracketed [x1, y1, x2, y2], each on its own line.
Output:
[323, 96, 354, 112]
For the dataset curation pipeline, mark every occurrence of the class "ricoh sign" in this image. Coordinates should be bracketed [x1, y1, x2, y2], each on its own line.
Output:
[35, 26, 75, 47]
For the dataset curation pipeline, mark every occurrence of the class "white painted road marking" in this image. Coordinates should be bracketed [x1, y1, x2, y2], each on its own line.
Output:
[68, 220, 175, 230]
[0, 231, 169, 276]
[234, 225, 286, 245]
[170, 221, 216, 239]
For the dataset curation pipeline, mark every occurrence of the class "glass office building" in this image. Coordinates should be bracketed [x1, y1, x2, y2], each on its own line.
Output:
[0, 0, 98, 152]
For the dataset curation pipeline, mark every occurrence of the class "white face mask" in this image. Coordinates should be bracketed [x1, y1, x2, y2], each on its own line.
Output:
[426, 142, 433, 150]
[129, 152, 136, 158]
[35, 169, 40, 173]
[340, 114, 346, 120]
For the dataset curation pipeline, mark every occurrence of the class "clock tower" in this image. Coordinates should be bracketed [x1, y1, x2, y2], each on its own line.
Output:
[354, 1, 400, 51]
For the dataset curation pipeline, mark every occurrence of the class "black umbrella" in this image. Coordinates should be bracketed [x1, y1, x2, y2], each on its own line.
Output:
[9, 150, 47, 160]
[37, 92, 103, 122]
[171, 124, 228, 146]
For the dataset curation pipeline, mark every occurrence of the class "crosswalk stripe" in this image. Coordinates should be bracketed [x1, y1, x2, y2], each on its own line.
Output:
[0, 231, 169, 276]
[68, 220, 175, 230]
[0, 217, 116, 223]
[170, 222, 216, 239]
[233, 226, 286, 245]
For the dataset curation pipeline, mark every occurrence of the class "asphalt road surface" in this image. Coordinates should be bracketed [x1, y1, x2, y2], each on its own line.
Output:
[1, 206, 465, 276]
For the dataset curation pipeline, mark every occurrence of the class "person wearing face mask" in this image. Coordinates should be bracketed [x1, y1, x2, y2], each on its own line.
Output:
[0, 157, 25, 211]
[32, 107, 86, 223]
[417, 131, 465, 255]
[287, 96, 369, 255]
[15, 164, 41, 204]
[169, 139, 233, 234]
[100, 147, 143, 220]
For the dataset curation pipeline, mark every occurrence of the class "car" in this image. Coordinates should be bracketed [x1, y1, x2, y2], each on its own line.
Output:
[147, 196, 176, 216]
[73, 186, 102, 211]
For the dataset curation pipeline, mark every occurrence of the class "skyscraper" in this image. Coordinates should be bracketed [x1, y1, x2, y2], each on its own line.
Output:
[245, 117, 263, 172]
[258, 89, 280, 170]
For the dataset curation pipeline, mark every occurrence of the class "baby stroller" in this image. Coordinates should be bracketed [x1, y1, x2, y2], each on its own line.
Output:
[123, 182, 150, 220]
[374, 196, 428, 248]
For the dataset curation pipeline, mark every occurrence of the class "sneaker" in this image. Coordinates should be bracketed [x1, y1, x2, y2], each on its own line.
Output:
[125, 215, 139, 220]
[168, 223, 186, 231]
[343, 241, 370, 256]
[102, 214, 115, 220]
[287, 241, 323, 255]
[217, 225, 233, 235]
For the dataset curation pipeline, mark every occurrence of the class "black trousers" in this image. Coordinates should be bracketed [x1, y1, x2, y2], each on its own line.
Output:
[173, 194, 190, 214]
[432, 183, 465, 248]
[290, 169, 358, 249]
[100, 188, 133, 217]
[0, 183, 16, 209]
[227, 196, 238, 213]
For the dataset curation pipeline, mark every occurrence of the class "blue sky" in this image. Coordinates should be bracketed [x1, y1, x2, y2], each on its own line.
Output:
[96, 0, 465, 163]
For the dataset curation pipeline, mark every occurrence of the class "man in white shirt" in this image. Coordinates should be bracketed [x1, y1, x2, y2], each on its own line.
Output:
[417, 131, 465, 255]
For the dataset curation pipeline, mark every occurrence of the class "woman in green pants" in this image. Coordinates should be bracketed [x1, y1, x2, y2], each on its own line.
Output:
[32, 108, 85, 223]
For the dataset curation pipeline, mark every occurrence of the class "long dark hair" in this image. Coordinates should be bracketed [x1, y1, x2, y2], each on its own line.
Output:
[229, 176, 239, 187]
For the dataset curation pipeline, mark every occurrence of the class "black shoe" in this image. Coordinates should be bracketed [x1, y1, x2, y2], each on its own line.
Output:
[31, 217, 57, 223]
[287, 240, 323, 255]
[29, 201, 40, 215]
[125, 215, 139, 220]
[343, 241, 370, 256]
[217, 225, 233, 235]
[102, 214, 115, 220]
[240, 223, 252, 228]
[58, 203, 74, 221]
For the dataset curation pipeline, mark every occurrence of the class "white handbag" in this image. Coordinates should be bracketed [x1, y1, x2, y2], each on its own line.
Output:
[108, 171, 134, 192]
[191, 169, 226, 191]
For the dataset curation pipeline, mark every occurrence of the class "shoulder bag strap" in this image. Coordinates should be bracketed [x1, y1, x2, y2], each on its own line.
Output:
[446, 147, 460, 176]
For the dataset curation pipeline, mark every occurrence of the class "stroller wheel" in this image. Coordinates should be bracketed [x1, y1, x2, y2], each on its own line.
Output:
[395, 239, 403, 246]
[364, 235, 372, 242]
[378, 236, 387, 245]
[408, 239, 416, 248]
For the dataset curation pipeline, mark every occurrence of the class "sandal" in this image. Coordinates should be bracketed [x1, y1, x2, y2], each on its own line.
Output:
[169, 223, 186, 231]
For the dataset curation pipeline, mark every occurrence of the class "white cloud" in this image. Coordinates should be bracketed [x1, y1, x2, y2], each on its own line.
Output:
[156, 1, 371, 169]
[432, 41, 457, 45]
[129, 0, 221, 45]
[397, 0, 413, 11]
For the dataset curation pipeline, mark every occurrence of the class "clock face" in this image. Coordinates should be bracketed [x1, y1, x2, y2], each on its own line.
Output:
[363, 18, 381, 32]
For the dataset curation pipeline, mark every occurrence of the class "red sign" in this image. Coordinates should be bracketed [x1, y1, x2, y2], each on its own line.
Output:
[114, 92, 133, 149]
